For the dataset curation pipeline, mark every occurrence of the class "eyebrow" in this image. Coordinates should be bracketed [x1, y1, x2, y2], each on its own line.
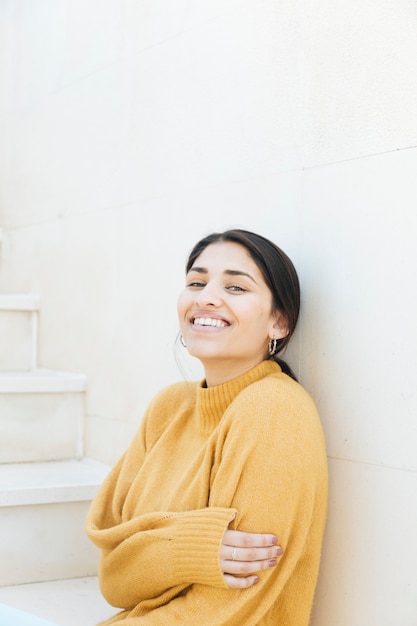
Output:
[188, 266, 258, 284]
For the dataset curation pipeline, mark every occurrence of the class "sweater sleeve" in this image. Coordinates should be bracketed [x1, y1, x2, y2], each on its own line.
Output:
[88, 495, 236, 607]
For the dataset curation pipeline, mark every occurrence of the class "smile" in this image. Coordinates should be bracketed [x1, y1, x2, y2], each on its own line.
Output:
[192, 317, 228, 328]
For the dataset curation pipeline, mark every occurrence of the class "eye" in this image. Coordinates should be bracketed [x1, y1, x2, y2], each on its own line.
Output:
[187, 281, 205, 288]
[227, 284, 246, 292]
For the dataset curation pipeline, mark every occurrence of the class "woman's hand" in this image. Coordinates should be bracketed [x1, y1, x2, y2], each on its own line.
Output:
[220, 529, 284, 589]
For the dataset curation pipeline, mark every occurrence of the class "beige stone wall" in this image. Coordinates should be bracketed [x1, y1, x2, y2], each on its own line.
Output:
[1, 2, 416, 623]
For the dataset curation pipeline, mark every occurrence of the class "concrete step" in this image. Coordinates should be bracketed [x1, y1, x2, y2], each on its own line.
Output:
[0, 369, 86, 463]
[0, 577, 114, 626]
[0, 294, 40, 372]
[0, 459, 111, 587]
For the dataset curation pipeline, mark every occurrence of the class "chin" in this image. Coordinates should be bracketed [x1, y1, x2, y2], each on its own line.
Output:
[186, 344, 222, 361]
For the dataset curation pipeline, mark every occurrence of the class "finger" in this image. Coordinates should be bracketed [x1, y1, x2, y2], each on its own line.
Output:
[221, 557, 278, 577]
[223, 529, 278, 548]
[220, 543, 283, 563]
[223, 574, 260, 590]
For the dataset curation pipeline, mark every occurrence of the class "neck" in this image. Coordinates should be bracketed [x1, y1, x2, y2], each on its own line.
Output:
[203, 356, 267, 388]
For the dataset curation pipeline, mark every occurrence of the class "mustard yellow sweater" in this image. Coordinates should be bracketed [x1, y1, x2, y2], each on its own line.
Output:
[86, 360, 328, 625]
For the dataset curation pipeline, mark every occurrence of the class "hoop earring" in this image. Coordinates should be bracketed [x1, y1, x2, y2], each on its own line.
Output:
[268, 337, 278, 356]
[180, 334, 187, 348]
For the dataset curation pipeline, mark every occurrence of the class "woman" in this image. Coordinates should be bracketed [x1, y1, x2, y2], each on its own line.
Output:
[86, 229, 328, 625]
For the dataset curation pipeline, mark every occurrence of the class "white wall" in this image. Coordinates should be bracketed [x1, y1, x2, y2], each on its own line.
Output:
[1, 1, 416, 624]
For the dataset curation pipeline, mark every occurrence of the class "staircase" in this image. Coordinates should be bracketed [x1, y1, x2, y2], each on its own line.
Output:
[0, 294, 110, 588]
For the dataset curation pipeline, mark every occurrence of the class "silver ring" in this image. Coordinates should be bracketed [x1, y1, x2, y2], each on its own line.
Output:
[231, 547, 237, 561]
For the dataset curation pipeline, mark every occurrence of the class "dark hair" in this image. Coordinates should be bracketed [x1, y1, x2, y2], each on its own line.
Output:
[185, 229, 300, 381]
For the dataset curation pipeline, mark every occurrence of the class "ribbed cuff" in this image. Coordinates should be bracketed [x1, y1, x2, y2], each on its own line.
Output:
[171, 507, 237, 588]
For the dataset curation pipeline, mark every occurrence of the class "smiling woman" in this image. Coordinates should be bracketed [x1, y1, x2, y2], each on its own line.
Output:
[86, 229, 328, 626]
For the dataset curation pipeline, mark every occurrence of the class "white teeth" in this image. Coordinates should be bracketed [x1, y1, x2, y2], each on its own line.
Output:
[193, 317, 226, 328]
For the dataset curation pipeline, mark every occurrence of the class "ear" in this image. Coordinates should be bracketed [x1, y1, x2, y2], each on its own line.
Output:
[269, 314, 289, 340]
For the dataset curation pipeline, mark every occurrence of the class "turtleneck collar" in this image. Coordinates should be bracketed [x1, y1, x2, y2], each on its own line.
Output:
[196, 359, 281, 433]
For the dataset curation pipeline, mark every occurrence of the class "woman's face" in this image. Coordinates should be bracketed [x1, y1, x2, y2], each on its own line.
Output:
[177, 241, 288, 386]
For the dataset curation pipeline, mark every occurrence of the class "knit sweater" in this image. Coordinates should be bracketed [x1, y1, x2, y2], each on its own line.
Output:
[86, 360, 328, 625]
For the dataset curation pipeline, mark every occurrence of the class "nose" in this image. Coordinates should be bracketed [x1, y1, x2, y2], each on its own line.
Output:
[195, 283, 222, 307]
